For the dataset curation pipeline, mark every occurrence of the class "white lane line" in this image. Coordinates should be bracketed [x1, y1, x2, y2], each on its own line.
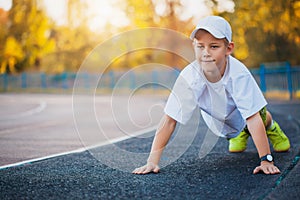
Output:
[0, 101, 47, 121]
[0, 147, 86, 170]
[0, 125, 157, 170]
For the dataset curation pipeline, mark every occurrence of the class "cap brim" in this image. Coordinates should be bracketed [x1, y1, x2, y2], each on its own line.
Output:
[189, 26, 225, 40]
[190, 29, 198, 40]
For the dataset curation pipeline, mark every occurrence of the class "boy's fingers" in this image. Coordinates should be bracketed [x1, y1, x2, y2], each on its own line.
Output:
[132, 165, 150, 174]
[269, 166, 280, 174]
[253, 166, 261, 174]
[142, 165, 157, 174]
[132, 164, 160, 175]
[265, 165, 280, 174]
[153, 166, 160, 173]
[253, 166, 270, 174]
[253, 165, 281, 175]
[253, 166, 265, 174]
[142, 167, 152, 174]
[253, 166, 269, 174]
[132, 166, 146, 174]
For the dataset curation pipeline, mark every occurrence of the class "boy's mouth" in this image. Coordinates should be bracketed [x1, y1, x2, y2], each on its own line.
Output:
[200, 60, 216, 63]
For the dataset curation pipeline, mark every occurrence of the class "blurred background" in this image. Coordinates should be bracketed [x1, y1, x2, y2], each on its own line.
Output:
[0, 0, 300, 97]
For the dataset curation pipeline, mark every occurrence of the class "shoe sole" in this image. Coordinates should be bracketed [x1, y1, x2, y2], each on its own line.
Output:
[274, 147, 290, 152]
[229, 149, 246, 153]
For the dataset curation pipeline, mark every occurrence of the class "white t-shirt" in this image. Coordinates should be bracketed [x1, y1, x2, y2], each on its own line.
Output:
[164, 56, 267, 138]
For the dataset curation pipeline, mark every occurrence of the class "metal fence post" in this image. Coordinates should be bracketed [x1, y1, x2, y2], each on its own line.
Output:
[62, 73, 68, 89]
[259, 64, 266, 93]
[3, 73, 8, 91]
[130, 71, 136, 89]
[109, 71, 114, 89]
[152, 70, 158, 90]
[21, 73, 27, 89]
[286, 62, 293, 99]
[84, 73, 89, 89]
[41, 73, 47, 88]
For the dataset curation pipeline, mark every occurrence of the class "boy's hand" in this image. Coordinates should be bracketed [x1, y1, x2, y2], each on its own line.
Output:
[253, 161, 281, 175]
[132, 162, 160, 175]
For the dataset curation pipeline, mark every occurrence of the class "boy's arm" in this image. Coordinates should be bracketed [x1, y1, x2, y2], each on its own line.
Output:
[132, 114, 177, 174]
[246, 112, 281, 175]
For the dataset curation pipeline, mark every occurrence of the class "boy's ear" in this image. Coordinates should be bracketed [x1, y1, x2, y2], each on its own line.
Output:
[226, 42, 234, 56]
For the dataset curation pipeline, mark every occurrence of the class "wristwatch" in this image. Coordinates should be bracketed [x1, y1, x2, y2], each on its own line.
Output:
[260, 154, 274, 162]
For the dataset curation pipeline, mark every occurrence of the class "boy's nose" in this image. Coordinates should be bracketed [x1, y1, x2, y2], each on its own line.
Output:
[202, 48, 210, 57]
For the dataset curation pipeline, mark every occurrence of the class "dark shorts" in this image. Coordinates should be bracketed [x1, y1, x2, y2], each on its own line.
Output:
[243, 107, 267, 134]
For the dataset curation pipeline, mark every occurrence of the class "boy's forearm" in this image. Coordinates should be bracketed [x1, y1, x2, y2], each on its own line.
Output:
[247, 112, 271, 157]
[147, 115, 176, 165]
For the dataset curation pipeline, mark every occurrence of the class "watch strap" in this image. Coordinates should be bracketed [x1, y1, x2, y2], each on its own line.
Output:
[260, 154, 274, 162]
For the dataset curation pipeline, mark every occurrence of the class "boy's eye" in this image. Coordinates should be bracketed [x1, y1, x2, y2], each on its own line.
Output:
[196, 45, 220, 49]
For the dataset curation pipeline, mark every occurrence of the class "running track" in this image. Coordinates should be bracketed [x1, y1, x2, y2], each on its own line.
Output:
[0, 94, 299, 199]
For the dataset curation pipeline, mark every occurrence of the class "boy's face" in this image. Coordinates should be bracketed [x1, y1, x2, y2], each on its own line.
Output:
[193, 29, 234, 80]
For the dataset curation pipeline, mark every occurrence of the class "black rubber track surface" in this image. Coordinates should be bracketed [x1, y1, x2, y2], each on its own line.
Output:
[1, 101, 299, 200]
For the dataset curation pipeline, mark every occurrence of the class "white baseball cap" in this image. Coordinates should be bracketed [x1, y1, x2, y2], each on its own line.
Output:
[190, 16, 232, 42]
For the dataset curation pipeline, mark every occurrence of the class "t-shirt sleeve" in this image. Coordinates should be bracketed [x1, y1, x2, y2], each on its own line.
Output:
[164, 74, 197, 125]
[232, 74, 267, 120]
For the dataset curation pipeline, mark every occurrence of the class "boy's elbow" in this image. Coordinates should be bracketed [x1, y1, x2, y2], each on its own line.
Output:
[165, 115, 177, 130]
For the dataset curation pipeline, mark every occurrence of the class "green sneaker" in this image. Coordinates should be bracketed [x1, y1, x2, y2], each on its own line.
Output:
[229, 130, 250, 152]
[267, 121, 290, 152]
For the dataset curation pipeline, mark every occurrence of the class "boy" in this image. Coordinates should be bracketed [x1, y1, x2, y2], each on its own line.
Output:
[132, 16, 290, 175]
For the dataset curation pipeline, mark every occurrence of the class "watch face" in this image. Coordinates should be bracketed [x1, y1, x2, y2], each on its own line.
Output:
[267, 155, 273, 161]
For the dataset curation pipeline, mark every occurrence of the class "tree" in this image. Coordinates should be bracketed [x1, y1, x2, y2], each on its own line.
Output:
[113, 0, 194, 70]
[41, 0, 97, 73]
[1, 36, 24, 74]
[0, 0, 55, 73]
[125, 0, 157, 28]
[153, 0, 194, 68]
[219, 0, 300, 67]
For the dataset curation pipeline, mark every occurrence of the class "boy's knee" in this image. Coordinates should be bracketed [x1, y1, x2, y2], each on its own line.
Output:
[266, 111, 272, 127]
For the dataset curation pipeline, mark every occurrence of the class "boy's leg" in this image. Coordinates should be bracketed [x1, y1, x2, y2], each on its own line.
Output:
[229, 107, 290, 153]
[266, 110, 290, 152]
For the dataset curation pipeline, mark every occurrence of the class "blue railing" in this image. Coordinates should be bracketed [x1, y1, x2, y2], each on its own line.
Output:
[0, 70, 180, 92]
[252, 62, 300, 99]
[0, 63, 299, 99]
